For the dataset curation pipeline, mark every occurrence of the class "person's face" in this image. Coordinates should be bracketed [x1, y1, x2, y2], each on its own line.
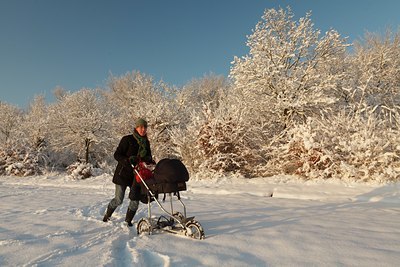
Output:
[136, 125, 147, 136]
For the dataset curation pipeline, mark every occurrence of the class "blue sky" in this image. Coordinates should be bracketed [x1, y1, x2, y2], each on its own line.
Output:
[1, 0, 399, 108]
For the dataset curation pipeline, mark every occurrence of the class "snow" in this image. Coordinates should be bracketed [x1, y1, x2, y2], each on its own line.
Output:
[0, 174, 399, 267]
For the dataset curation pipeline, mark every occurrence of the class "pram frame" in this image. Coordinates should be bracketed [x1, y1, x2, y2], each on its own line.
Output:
[133, 167, 205, 239]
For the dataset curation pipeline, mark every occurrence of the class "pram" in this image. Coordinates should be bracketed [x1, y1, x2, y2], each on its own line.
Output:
[133, 159, 205, 240]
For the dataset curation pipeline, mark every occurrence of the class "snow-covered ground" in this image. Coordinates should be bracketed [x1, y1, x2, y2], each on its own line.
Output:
[0, 174, 399, 267]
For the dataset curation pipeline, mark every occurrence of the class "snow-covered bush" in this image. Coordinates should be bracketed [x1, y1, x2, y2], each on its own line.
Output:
[170, 101, 257, 177]
[268, 108, 400, 182]
[168, 75, 240, 174]
[265, 119, 334, 179]
[326, 108, 400, 182]
[66, 162, 94, 179]
[0, 141, 47, 176]
[198, 104, 246, 172]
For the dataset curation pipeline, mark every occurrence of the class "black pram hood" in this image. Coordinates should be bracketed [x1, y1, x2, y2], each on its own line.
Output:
[132, 158, 189, 203]
[153, 158, 189, 183]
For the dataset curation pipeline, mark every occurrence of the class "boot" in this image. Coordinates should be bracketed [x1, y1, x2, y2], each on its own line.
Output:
[102, 205, 116, 222]
[125, 208, 136, 227]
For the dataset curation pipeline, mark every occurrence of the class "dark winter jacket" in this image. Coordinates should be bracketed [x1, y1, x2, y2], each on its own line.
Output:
[112, 132, 152, 189]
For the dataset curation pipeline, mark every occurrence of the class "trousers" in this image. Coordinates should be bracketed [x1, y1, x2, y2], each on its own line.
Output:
[108, 184, 139, 212]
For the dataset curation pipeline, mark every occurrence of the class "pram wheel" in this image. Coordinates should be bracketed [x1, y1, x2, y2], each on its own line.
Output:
[185, 220, 205, 240]
[137, 218, 152, 235]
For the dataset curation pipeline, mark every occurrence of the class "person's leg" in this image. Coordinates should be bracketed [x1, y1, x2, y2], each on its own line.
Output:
[103, 184, 127, 222]
[125, 198, 140, 226]
[109, 184, 127, 209]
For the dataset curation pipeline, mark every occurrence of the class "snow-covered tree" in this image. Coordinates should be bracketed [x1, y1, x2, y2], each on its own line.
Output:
[48, 88, 114, 166]
[176, 74, 230, 117]
[167, 74, 259, 176]
[230, 7, 349, 133]
[0, 101, 46, 176]
[105, 71, 180, 160]
[169, 101, 251, 176]
[346, 29, 400, 114]
[22, 95, 49, 149]
[0, 101, 23, 143]
[53, 86, 67, 101]
[168, 83, 273, 177]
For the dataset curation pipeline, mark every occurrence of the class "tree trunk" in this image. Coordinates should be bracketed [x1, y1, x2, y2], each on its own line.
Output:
[85, 138, 90, 164]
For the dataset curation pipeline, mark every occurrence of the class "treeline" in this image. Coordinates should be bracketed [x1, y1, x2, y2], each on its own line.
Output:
[1, 7, 399, 182]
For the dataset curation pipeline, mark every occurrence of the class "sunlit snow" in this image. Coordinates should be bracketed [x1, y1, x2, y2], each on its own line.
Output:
[1, 174, 399, 266]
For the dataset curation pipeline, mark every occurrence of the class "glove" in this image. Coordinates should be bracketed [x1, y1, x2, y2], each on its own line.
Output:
[129, 156, 139, 166]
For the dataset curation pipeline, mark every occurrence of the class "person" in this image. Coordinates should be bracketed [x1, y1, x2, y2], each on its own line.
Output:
[103, 118, 153, 226]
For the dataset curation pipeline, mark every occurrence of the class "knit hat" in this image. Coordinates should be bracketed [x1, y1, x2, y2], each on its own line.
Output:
[135, 118, 148, 128]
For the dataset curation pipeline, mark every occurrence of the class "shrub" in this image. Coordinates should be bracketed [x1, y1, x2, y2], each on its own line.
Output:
[268, 109, 400, 182]
[66, 162, 93, 179]
[0, 142, 46, 176]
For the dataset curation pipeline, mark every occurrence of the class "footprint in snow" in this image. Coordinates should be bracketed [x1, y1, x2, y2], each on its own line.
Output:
[109, 235, 170, 267]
